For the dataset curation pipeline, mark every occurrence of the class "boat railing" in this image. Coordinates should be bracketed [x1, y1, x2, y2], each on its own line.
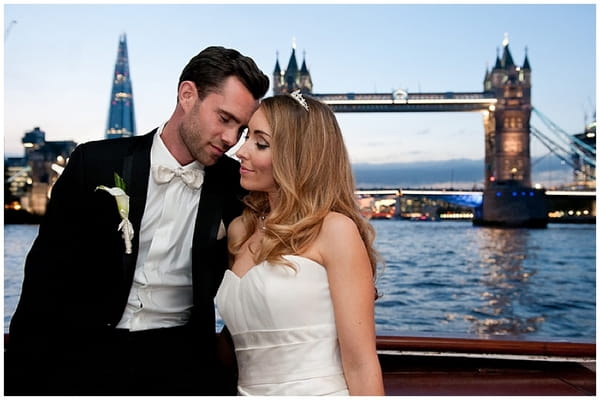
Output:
[375, 333, 595, 363]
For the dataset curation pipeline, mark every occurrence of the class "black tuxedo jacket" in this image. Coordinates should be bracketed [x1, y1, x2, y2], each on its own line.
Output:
[8, 129, 245, 357]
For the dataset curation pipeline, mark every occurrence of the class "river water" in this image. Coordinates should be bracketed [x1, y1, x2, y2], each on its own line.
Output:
[4, 221, 596, 340]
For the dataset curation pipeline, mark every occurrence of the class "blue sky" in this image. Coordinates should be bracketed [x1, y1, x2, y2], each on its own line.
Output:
[3, 3, 596, 186]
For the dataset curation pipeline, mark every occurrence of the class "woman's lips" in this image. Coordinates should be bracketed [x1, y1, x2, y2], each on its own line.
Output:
[240, 166, 253, 174]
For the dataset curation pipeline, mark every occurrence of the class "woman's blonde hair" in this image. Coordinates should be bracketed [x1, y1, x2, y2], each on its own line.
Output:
[230, 94, 379, 279]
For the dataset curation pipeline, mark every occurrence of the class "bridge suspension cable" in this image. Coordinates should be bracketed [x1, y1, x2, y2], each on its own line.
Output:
[530, 126, 595, 180]
[529, 108, 595, 181]
[530, 127, 580, 170]
[530, 126, 596, 169]
[530, 113, 596, 180]
[532, 107, 596, 156]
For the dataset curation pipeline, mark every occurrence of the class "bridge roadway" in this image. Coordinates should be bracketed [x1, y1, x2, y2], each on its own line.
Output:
[355, 189, 596, 210]
[356, 189, 484, 208]
[312, 91, 497, 113]
[355, 188, 596, 198]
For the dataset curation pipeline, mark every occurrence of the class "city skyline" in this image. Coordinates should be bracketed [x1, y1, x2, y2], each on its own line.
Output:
[3, 3, 596, 187]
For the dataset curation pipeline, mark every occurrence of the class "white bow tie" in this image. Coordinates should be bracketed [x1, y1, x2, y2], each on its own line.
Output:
[152, 165, 204, 190]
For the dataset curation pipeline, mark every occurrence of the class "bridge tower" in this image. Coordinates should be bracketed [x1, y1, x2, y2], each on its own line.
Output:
[273, 43, 313, 95]
[476, 36, 546, 227]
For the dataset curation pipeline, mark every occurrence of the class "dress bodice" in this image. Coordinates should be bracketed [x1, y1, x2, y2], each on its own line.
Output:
[215, 255, 349, 396]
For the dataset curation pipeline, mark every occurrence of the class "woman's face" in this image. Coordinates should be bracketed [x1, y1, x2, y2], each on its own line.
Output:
[236, 107, 277, 194]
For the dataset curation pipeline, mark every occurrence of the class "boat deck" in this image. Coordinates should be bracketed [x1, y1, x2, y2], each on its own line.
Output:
[380, 354, 595, 395]
[4, 333, 595, 395]
[377, 335, 596, 396]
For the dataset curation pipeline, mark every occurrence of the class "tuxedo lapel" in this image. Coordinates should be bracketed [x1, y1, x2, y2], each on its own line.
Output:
[119, 131, 154, 284]
[124, 144, 152, 248]
[193, 169, 223, 247]
[191, 163, 227, 312]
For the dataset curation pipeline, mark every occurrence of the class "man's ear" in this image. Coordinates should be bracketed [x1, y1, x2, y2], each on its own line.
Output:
[178, 81, 198, 110]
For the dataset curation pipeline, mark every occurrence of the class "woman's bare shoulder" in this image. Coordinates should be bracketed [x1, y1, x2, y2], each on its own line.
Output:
[313, 212, 362, 255]
[321, 211, 358, 235]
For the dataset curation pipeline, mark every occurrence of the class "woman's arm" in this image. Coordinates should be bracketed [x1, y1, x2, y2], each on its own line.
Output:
[318, 212, 385, 395]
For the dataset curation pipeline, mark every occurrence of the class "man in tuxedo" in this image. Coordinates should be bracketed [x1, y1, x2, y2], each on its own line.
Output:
[5, 46, 269, 395]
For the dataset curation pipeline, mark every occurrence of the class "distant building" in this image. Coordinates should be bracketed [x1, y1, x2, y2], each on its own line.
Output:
[106, 34, 136, 139]
[5, 127, 77, 215]
[572, 120, 596, 189]
[272, 43, 313, 95]
[5, 157, 31, 209]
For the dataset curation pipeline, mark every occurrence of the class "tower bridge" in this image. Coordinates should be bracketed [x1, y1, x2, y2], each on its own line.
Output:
[273, 37, 596, 227]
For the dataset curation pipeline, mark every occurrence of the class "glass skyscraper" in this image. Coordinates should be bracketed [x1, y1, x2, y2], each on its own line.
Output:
[106, 34, 136, 139]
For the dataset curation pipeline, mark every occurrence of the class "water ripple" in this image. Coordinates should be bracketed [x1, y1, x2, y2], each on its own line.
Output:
[370, 220, 595, 340]
[3, 222, 596, 340]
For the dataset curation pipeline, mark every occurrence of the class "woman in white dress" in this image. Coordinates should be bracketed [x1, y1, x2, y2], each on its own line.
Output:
[216, 91, 384, 395]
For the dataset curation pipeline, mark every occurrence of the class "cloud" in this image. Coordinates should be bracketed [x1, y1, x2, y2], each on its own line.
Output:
[352, 157, 575, 189]
[353, 158, 483, 188]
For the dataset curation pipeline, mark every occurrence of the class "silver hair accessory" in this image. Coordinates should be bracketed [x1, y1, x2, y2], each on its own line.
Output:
[289, 90, 309, 112]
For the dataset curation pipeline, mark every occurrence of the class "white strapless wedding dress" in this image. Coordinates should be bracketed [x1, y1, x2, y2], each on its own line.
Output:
[216, 255, 349, 396]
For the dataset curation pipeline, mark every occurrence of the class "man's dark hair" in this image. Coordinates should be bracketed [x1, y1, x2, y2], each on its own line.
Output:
[179, 46, 269, 101]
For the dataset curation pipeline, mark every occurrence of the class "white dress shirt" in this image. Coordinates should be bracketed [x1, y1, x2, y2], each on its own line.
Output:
[117, 123, 204, 331]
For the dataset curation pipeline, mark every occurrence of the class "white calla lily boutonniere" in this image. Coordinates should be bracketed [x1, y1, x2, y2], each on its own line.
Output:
[96, 173, 134, 254]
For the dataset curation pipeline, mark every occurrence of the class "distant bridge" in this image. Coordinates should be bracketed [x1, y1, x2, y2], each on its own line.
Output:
[356, 189, 596, 210]
[313, 91, 497, 113]
[356, 189, 483, 208]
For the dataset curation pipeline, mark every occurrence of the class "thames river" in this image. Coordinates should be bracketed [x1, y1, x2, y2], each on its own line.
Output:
[4, 221, 596, 340]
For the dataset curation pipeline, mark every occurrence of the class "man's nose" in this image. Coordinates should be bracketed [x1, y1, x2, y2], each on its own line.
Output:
[222, 127, 240, 147]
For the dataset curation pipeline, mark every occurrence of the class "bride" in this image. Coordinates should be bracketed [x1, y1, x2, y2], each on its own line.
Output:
[216, 91, 384, 395]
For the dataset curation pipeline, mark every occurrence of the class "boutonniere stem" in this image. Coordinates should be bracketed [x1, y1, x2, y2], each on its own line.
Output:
[96, 173, 134, 254]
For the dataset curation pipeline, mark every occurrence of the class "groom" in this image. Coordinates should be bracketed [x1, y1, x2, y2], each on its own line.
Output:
[5, 46, 269, 395]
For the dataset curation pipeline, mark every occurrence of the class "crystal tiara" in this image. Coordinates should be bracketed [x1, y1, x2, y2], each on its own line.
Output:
[289, 90, 309, 112]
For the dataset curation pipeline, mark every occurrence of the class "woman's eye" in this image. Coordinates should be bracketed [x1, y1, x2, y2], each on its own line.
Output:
[256, 142, 269, 150]
[244, 131, 270, 149]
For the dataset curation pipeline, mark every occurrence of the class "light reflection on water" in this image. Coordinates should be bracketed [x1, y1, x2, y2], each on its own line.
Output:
[470, 228, 540, 335]
[4, 222, 596, 340]
[372, 220, 595, 339]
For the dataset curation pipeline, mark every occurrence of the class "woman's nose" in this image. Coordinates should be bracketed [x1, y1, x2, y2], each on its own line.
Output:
[236, 141, 249, 160]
